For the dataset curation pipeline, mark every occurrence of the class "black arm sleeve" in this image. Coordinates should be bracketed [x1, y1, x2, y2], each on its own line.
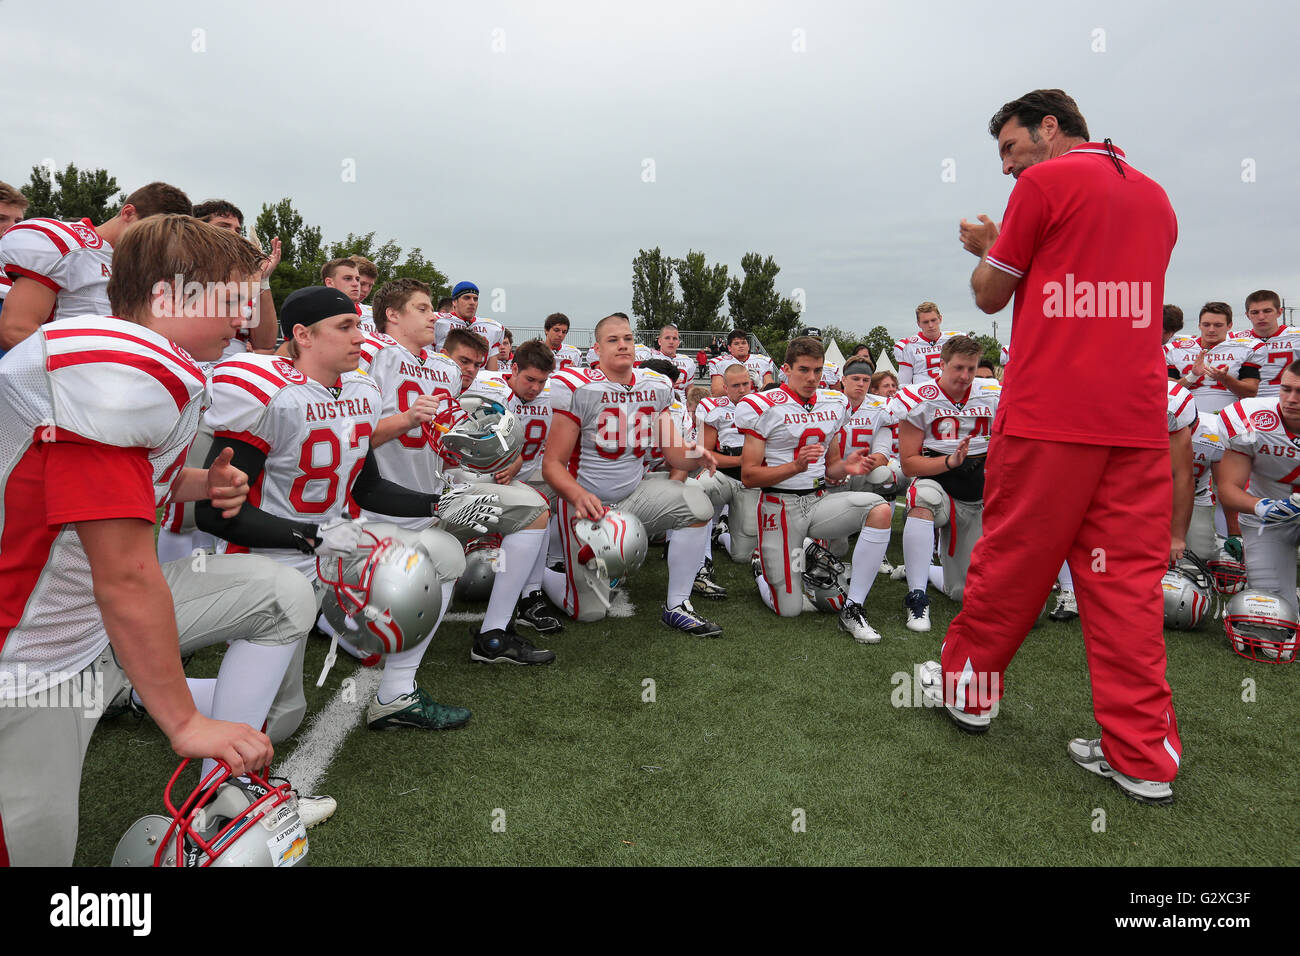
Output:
[1238, 366, 1260, 381]
[349, 449, 442, 518]
[195, 437, 320, 553]
[1167, 365, 1180, 380]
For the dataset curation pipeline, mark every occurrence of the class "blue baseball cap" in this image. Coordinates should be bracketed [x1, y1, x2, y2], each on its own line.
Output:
[452, 281, 479, 299]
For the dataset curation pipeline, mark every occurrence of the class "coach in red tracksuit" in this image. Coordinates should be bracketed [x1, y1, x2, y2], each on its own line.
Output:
[929, 89, 1181, 803]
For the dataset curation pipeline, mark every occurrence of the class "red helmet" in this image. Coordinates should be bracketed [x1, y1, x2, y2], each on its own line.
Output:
[112, 760, 307, 867]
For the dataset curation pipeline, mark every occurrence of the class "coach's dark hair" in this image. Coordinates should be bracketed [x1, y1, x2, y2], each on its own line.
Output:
[1199, 302, 1233, 324]
[512, 339, 554, 374]
[544, 312, 570, 331]
[940, 334, 982, 363]
[988, 89, 1090, 141]
[192, 198, 244, 226]
[444, 327, 488, 357]
[1163, 304, 1184, 335]
[123, 182, 193, 219]
[1246, 289, 1281, 312]
[784, 336, 825, 367]
[372, 277, 431, 332]
[727, 329, 750, 345]
[437, 296, 453, 312]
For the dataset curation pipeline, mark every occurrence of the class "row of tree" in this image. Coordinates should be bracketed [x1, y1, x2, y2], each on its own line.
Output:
[15, 164, 448, 310]
[14, 163, 1004, 366]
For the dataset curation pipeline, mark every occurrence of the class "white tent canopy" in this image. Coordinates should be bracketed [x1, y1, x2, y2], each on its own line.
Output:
[875, 350, 896, 374]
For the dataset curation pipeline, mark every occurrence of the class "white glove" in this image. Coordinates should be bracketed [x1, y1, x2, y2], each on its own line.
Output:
[1254, 497, 1300, 526]
[434, 486, 503, 536]
[315, 517, 366, 557]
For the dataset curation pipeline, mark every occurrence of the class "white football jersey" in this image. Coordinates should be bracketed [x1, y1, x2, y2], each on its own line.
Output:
[357, 333, 462, 506]
[554, 343, 584, 370]
[695, 395, 744, 451]
[0, 273, 11, 300]
[1218, 398, 1300, 500]
[204, 355, 381, 578]
[463, 369, 552, 483]
[357, 303, 376, 335]
[469, 315, 506, 353]
[893, 330, 971, 386]
[778, 359, 842, 390]
[837, 395, 896, 461]
[585, 345, 600, 368]
[549, 366, 674, 502]
[1239, 326, 1300, 398]
[0, 317, 206, 696]
[433, 312, 469, 350]
[1167, 381, 1196, 433]
[650, 349, 698, 395]
[711, 353, 776, 388]
[1191, 412, 1226, 506]
[0, 218, 113, 322]
[1165, 334, 1259, 413]
[888, 378, 1002, 456]
[734, 385, 851, 491]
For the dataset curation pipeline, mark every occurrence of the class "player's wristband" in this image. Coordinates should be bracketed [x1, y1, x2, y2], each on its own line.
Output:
[260, 278, 272, 291]
[944, 455, 952, 470]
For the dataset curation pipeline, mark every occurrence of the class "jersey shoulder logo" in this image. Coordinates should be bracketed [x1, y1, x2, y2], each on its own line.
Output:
[1250, 409, 1280, 432]
[768, 390, 790, 405]
[69, 221, 103, 249]
[273, 359, 307, 384]
[370, 333, 398, 347]
[917, 383, 941, 400]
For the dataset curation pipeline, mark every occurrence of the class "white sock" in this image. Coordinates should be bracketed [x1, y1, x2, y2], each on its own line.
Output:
[903, 517, 935, 592]
[1057, 561, 1073, 591]
[543, 567, 567, 612]
[482, 528, 545, 634]
[700, 519, 714, 572]
[183, 679, 214, 715]
[378, 581, 454, 703]
[201, 640, 300, 780]
[929, 565, 945, 590]
[667, 524, 711, 607]
[719, 531, 732, 552]
[525, 528, 548, 595]
[848, 526, 891, 605]
[757, 573, 776, 612]
[547, 515, 563, 565]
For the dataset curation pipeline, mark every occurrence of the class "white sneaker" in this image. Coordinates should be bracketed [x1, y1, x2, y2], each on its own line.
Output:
[918, 660, 990, 733]
[296, 794, 338, 829]
[903, 589, 931, 632]
[1067, 738, 1173, 805]
[879, 559, 895, 575]
[838, 601, 882, 644]
[889, 565, 908, 582]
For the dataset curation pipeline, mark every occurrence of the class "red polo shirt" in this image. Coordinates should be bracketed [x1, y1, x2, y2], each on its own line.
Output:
[985, 143, 1178, 449]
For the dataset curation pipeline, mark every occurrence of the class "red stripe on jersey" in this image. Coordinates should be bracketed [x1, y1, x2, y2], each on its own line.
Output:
[214, 429, 271, 454]
[0, 807, 9, 866]
[0, 441, 63, 656]
[46, 327, 206, 388]
[164, 500, 184, 533]
[737, 427, 763, 440]
[1173, 392, 1193, 421]
[47, 350, 194, 414]
[219, 359, 292, 391]
[157, 444, 189, 499]
[553, 408, 581, 426]
[4, 265, 61, 293]
[212, 374, 273, 407]
[5, 220, 74, 254]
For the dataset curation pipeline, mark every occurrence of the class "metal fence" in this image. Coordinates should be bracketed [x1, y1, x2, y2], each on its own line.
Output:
[506, 326, 769, 358]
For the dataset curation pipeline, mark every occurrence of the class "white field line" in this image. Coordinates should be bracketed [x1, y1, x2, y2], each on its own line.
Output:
[275, 666, 381, 797]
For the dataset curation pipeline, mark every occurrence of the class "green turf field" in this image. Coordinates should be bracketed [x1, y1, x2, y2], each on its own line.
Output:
[77, 515, 1298, 866]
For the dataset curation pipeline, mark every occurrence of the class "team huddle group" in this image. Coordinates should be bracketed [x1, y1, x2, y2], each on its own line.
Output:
[0, 167, 1292, 866]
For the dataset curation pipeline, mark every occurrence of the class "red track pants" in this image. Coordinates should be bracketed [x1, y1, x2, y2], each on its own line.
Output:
[940, 433, 1182, 783]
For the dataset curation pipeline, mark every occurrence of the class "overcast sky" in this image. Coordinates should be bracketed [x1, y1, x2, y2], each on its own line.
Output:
[5, 0, 1297, 345]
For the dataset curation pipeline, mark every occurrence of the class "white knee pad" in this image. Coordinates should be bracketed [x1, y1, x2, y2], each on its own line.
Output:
[907, 479, 951, 528]
[417, 527, 469, 581]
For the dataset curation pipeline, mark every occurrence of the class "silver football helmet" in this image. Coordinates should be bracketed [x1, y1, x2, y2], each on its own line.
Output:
[804, 561, 851, 612]
[440, 395, 522, 473]
[1206, 552, 1248, 595]
[454, 535, 501, 602]
[571, 509, 648, 580]
[1161, 553, 1213, 630]
[1223, 589, 1299, 663]
[112, 761, 307, 867]
[318, 526, 446, 658]
[802, 541, 845, 591]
